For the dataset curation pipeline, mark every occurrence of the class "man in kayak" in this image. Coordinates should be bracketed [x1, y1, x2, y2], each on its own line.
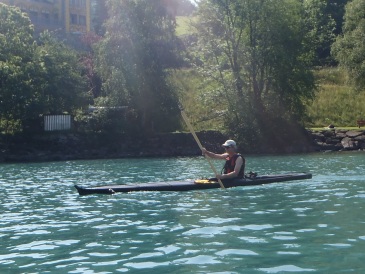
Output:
[201, 140, 245, 180]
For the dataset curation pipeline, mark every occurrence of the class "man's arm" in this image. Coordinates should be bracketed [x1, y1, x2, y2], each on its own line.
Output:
[201, 148, 227, 160]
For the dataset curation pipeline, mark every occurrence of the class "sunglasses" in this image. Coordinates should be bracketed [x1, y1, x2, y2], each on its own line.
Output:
[224, 146, 231, 149]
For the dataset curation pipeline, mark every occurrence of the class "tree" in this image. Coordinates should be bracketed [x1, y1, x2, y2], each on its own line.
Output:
[91, 0, 108, 36]
[30, 31, 90, 116]
[325, 0, 349, 36]
[300, 0, 351, 66]
[0, 4, 36, 131]
[191, 0, 315, 151]
[81, 32, 103, 98]
[0, 4, 89, 133]
[303, 0, 336, 65]
[332, 0, 365, 90]
[95, 0, 181, 134]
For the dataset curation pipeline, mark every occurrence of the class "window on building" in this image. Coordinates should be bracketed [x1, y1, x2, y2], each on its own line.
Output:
[70, 13, 78, 25]
[79, 15, 86, 26]
[70, 0, 85, 8]
[53, 13, 59, 24]
[41, 12, 50, 23]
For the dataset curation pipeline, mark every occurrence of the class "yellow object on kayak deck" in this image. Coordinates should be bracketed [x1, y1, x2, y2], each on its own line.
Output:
[194, 179, 216, 184]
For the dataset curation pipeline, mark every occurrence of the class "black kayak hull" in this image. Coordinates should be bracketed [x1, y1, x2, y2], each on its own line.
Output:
[75, 172, 312, 195]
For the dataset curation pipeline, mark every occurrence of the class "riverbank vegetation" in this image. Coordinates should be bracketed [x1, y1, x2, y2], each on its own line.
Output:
[1, 0, 365, 154]
[308, 67, 365, 127]
[173, 67, 365, 130]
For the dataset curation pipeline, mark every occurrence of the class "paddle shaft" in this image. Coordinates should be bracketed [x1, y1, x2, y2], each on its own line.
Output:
[181, 110, 225, 189]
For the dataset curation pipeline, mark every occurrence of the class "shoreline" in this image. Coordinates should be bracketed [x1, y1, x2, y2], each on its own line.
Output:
[0, 129, 364, 163]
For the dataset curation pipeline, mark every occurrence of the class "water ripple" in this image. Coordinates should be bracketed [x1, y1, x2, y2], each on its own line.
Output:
[259, 265, 315, 273]
[0, 154, 365, 273]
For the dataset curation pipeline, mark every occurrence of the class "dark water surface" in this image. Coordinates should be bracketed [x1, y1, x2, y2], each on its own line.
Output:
[1, 152, 365, 273]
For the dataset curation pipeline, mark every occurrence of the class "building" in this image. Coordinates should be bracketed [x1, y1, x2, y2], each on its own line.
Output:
[0, 0, 91, 34]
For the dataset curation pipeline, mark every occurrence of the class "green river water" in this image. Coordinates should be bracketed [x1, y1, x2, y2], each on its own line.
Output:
[0, 152, 365, 273]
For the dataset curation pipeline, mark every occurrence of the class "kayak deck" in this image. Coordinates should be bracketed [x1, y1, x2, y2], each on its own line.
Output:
[75, 172, 312, 195]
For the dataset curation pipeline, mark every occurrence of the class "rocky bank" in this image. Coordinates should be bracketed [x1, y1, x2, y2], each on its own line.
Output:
[310, 128, 365, 152]
[0, 129, 364, 163]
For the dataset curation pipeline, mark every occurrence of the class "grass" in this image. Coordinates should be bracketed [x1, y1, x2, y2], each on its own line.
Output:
[314, 66, 348, 86]
[307, 67, 365, 128]
[170, 68, 225, 131]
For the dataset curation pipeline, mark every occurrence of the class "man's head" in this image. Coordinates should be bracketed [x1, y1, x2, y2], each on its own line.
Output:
[222, 140, 237, 151]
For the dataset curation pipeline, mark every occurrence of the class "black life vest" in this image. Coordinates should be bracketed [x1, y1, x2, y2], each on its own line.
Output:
[222, 153, 245, 179]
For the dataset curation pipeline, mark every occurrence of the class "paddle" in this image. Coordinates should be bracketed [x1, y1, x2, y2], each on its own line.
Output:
[181, 110, 226, 189]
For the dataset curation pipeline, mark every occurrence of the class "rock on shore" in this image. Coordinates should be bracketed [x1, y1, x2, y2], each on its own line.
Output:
[310, 129, 365, 152]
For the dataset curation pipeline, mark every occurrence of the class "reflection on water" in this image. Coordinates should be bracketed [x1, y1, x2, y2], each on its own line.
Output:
[0, 152, 365, 273]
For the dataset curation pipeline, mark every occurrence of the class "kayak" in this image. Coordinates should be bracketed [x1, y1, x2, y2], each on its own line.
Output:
[74, 172, 312, 195]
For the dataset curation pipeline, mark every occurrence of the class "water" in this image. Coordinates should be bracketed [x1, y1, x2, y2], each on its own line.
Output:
[0, 152, 365, 273]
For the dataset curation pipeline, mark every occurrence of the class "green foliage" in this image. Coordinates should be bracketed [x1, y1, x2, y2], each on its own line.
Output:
[0, 4, 89, 133]
[95, 0, 181, 134]
[325, 0, 349, 36]
[189, 0, 316, 150]
[303, 0, 336, 65]
[75, 107, 138, 135]
[332, 0, 365, 90]
[0, 4, 36, 131]
[2, 0, 362, 143]
[174, 67, 365, 130]
[0, 4, 34, 58]
[176, 16, 197, 36]
[307, 67, 365, 127]
[170, 68, 225, 131]
[300, 0, 350, 65]
[31, 31, 90, 116]
[314, 66, 348, 86]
